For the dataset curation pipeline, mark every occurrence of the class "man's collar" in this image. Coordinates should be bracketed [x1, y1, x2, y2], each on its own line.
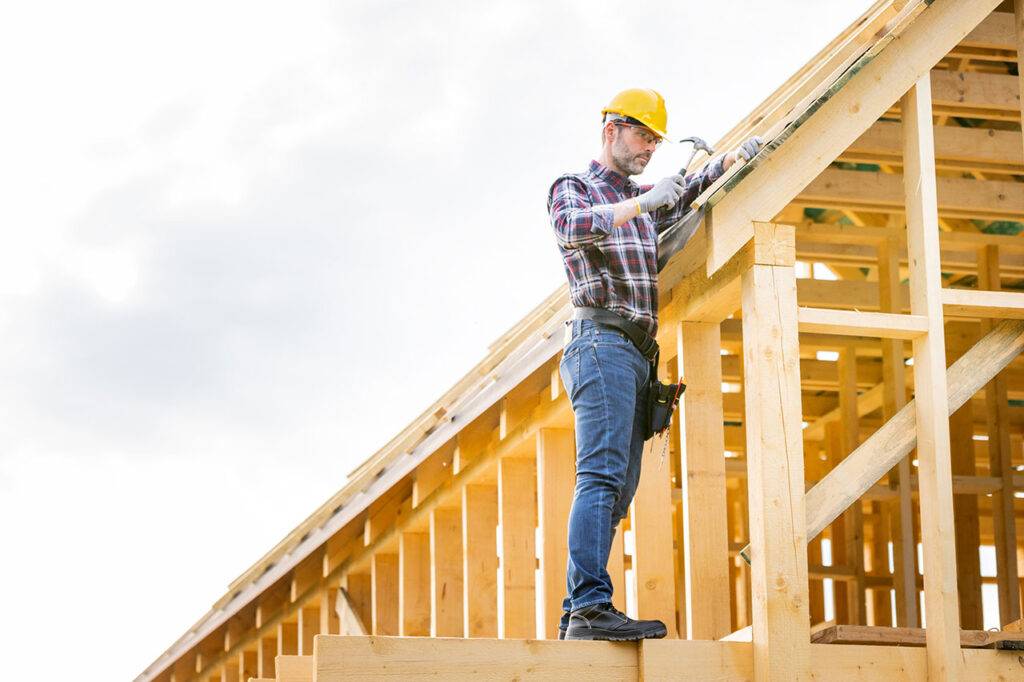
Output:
[589, 159, 637, 192]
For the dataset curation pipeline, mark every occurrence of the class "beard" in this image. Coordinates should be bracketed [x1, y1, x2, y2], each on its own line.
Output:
[610, 135, 651, 176]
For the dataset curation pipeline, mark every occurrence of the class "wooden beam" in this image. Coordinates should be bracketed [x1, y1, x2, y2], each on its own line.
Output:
[537, 428, 574, 639]
[462, 484, 499, 637]
[810, 624, 1024, 648]
[980, 244, 1022, 626]
[316, 635, 638, 679]
[942, 288, 1024, 320]
[297, 605, 318, 656]
[318, 587, 339, 636]
[311, 635, 1024, 680]
[274, 655, 312, 682]
[428, 507, 463, 637]
[902, 75, 961, 678]
[398, 531, 431, 637]
[254, 604, 278, 678]
[237, 649, 257, 682]
[838, 349, 866, 625]
[339, 574, 370, 636]
[879, 236, 919, 629]
[803, 315, 1024, 541]
[703, 0, 1003, 275]
[660, 223, 794, 331]
[608, 523, 627, 615]
[740, 232, 810, 679]
[950, 402, 983, 630]
[631, 432, 679, 639]
[497, 455, 537, 639]
[678, 321, 731, 640]
[797, 307, 928, 339]
[370, 553, 399, 636]
[843, 120, 1024, 175]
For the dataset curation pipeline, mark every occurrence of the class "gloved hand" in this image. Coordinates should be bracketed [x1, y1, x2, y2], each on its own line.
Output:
[734, 135, 764, 162]
[638, 174, 686, 213]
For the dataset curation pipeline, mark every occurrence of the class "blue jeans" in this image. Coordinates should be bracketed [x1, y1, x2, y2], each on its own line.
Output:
[558, 319, 650, 623]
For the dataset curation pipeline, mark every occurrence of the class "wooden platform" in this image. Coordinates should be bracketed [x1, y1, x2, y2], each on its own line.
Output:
[301, 636, 1024, 681]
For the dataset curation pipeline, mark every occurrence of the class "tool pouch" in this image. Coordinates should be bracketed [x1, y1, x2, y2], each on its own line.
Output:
[645, 354, 686, 440]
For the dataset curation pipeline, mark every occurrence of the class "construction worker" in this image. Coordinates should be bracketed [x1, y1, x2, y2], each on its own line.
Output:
[547, 88, 762, 641]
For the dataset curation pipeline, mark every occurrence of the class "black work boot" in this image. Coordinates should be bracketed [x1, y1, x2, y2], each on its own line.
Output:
[564, 603, 667, 641]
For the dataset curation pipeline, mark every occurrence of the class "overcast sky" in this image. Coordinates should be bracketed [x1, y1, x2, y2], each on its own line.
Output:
[0, 2, 871, 678]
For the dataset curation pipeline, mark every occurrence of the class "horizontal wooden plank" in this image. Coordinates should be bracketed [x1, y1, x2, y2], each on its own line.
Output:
[638, 639, 1022, 680]
[843, 120, 1024, 175]
[942, 288, 1024, 319]
[797, 307, 929, 339]
[314, 635, 638, 680]
[310, 635, 1024, 681]
[811, 624, 1024, 648]
[797, 167, 1024, 221]
[928, 69, 1020, 118]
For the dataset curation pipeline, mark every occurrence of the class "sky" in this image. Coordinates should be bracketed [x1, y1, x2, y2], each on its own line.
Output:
[0, 1, 873, 679]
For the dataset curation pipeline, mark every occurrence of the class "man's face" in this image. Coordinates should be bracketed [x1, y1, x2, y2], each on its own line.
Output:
[609, 123, 660, 176]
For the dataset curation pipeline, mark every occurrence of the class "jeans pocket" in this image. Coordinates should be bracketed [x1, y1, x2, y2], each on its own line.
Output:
[559, 347, 582, 402]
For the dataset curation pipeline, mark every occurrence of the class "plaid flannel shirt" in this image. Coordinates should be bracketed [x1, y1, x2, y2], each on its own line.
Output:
[547, 158, 726, 338]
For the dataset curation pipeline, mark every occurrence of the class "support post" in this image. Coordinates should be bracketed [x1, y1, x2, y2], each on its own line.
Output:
[537, 428, 574, 639]
[255, 604, 278, 678]
[498, 455, 537, 639]
[838, 348, 866, 624]
[371, 552, 399, 636]
[950, 403, 983, 630]
[297, 604, 319, 655]
[340, 572, 371, 636]
[902, 76, 962, 679]
[678, 320, 731, 639]
[429, 506, 464, 637]
[399, 531, 432, 636]
[879, 235, 920, 628]
[631, 432, 679, 638]
[462, 484, 499, 637]
[978, 245, 1021, 626]
[739, 222, 809, 680]
[319, 586, 340, 636]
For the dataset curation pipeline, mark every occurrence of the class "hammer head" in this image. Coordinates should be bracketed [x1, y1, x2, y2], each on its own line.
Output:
[679, 136, 714, 155]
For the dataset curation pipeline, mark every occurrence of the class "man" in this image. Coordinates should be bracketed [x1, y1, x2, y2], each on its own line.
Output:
[547, 88, 762, 641]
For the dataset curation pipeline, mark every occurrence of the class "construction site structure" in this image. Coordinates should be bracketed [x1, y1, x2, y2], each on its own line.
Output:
[136, 1, 1024, 679]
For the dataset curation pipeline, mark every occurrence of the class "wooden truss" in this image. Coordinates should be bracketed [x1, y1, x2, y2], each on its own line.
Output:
[138, 1, 1024, 680]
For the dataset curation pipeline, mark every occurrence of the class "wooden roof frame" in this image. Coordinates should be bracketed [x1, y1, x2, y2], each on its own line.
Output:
[135, 0, 1020, 678]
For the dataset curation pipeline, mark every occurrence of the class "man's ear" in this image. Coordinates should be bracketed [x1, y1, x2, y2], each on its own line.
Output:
[602, 121, 616, 146]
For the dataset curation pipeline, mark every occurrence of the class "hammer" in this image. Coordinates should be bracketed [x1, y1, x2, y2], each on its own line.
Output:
[678, 136, 714, 176]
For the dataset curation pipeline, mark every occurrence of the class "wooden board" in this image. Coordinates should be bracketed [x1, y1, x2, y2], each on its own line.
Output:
[314, 636, 638, 680]
[274, 654, 313, 682]
[810, 624, 1024, 648]
[310, 635, 1024, 681]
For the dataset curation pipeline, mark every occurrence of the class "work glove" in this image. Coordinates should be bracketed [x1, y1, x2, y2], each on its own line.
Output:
[638, 174, 687, 213]
[734, 135, 765, 162]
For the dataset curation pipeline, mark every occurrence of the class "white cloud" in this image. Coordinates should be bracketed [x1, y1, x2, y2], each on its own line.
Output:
[0, 1, 872, 678]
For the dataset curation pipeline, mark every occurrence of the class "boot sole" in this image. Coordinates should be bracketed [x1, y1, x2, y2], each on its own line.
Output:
[564, 624, 668, 641]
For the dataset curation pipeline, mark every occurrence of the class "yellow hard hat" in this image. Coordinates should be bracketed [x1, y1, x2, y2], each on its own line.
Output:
[601, 88, 669, 140]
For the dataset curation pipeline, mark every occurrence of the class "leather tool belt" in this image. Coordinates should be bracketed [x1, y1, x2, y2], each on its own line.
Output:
[570, 306, 685, 440]
[571, 306, 659, 361]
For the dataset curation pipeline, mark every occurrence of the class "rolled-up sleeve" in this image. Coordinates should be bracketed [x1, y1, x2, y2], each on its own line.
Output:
[548, 176, 613, 249]
[651, 155, 727, 233]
